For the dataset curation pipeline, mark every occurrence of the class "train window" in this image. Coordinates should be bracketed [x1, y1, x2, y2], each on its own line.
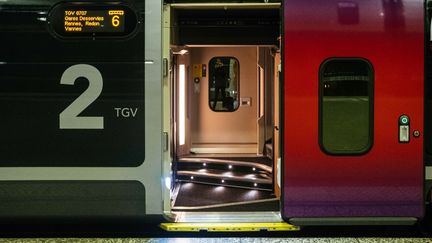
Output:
[208, 57, 240, 112]
[319, 58, 374, 155]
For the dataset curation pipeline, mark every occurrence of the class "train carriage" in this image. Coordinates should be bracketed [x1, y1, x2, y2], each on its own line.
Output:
[0, 0, 430, 230]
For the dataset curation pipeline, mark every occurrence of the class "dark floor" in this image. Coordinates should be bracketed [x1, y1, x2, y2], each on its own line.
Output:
[172, 182, 278, 211]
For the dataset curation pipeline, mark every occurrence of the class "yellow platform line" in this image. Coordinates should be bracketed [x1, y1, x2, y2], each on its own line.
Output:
[160, 222, 300, 232]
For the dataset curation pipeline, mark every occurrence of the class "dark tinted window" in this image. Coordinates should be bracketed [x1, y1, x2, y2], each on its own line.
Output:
[319, 59, 373, 154]
[209, 57, 239, 112]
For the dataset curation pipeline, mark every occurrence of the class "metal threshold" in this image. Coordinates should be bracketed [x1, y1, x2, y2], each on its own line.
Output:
[164, 211, 283, 223]
[160, 222, 299, 232]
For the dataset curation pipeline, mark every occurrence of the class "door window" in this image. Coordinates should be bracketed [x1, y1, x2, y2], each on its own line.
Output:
[319, 58, 374, 154]
[208, 57, 240, 112]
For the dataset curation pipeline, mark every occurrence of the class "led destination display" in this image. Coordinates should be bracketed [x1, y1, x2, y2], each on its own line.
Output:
[49, 3, 138, 38]
[64, 10, 125, 33]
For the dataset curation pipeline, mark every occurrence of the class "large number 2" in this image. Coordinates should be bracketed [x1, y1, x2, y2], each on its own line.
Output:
[59, 64, 104, 129]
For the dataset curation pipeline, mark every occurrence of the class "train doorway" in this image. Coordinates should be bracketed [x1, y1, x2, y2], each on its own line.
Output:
[163, 3, 282, 220]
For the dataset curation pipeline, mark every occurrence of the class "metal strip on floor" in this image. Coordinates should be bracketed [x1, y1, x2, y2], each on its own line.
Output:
[159, 222, 300, 232]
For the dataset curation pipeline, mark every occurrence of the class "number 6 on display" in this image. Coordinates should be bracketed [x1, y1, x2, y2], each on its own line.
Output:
[59, 64, 104, 129]
[112, 15, 120, 27]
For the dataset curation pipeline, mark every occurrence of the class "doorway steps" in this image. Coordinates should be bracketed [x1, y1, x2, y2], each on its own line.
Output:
[175, 156, 273, 190]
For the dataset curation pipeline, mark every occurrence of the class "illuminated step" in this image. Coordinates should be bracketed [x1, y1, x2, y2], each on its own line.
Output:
[177, 169, 271, 183]
[176, 169, 272, 190]
[160, 222, 300, 232]
[176, 157, 273, 190]
[177, 157, 272, 173]
[176, 177, 272, 190]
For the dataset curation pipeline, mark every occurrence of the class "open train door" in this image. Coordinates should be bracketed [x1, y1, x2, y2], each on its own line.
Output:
[0, 0, 163, 223]
[283, 0, 424, 225]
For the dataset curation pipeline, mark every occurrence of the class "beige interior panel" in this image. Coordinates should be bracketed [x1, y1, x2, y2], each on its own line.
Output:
[190, 47, 258, 150]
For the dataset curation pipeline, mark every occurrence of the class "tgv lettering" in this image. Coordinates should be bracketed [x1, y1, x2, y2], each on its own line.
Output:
[115, 108, 139, 118]
[65, 11, 75, 16]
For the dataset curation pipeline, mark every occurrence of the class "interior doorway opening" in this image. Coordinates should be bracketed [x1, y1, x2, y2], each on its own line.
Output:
[166, 3, 281, 215]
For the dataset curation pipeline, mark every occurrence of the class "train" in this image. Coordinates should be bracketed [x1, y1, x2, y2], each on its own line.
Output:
[0, 0, 431, 231]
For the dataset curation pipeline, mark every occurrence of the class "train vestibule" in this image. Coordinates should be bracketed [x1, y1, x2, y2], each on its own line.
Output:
[163, 3, 283, 222]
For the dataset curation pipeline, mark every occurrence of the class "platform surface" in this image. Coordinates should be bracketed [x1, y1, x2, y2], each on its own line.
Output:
[0, 238, 431, 243]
